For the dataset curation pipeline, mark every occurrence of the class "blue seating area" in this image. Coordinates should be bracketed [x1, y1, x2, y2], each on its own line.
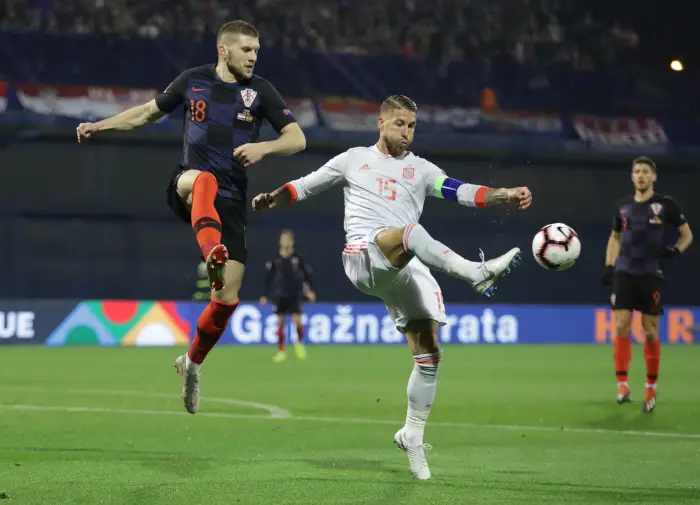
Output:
[0, 29, 696, 120]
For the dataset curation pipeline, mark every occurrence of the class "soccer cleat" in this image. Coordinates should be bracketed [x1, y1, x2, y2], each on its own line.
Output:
[472, 248, 522, 298]
[273, 351, 288, 363]
[206, 244, 229, 291]
[616, 383, 631, 404]
[173, 354, 200, 414]
[294, 343, 307, 360]
[642, 388, 656, 414]
[393, 428, 432, 480]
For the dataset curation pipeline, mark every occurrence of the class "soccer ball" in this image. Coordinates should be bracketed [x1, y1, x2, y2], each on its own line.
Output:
[532, 223, 581, 271]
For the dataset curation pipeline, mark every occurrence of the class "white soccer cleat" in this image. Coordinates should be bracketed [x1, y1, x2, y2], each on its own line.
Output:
[472, 247, 522, 298]
[393, 428, 432, 480]
[173, 354, 200, 414]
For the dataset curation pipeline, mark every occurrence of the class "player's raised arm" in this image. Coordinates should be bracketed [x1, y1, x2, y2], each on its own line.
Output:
[424, 164, 532, 210]
[252, 151, 348, 211]
[76, 70, 190, 142]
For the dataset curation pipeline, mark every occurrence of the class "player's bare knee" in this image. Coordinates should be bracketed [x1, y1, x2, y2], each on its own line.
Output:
[642, 315, 660, 342]
[277, 314, 286, 329]
[614, 310, 632, 335]
[375, 227, 411, 268]
[404, 319, 441, 355]
[176, 169, 205, 206]
[291, 313, 303, 326]
[211, 260, 244, 303]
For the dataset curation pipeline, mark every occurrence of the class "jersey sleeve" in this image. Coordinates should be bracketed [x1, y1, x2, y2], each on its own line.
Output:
[423, 160, 489, 208]
[665, 197, 688, 227]
[298, 256, 314, 289]
[285, 151, 348, 203]
[263, 260, 274, 297]
[155, 71, 190, 113]
[612, 205, 623, 232]
[260, 80, 296, 133]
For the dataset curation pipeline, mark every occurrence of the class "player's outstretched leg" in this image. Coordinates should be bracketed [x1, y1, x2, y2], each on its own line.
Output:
[384, 224, 521, 298]
[393, 319, 441, 481]
[642, 315, 660, 413]
[188, 171, 228, 291]
[613, 310, 632, 403]
[174, 262, 243, 414]
[174, 298, 238, 413]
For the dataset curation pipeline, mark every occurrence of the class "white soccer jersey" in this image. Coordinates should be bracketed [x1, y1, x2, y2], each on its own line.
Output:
[287, 145, 483, 242]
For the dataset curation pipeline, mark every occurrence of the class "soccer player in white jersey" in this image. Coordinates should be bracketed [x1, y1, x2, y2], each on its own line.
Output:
[252, 95, 532, 480]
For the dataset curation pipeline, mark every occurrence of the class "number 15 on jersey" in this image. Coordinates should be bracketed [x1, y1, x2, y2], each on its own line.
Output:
[377, 177, 397, 201]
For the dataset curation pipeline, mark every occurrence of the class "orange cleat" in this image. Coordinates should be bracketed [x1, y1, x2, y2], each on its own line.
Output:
[616, 383, 631, 404]
[642, 387, 656, 414]
[206, 244, 229, 291]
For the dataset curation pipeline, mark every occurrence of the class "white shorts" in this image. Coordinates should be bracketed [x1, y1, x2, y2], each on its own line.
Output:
[341, 230, 447, 331]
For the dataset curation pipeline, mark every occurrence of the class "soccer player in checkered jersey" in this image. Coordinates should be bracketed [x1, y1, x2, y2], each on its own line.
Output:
[252, 95, 532, 480]
[603, 156, 693, 413]
[76, 20, 307, 414]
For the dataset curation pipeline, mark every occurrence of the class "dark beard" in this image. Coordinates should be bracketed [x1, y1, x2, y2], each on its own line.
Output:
[227, 60, 250, 82]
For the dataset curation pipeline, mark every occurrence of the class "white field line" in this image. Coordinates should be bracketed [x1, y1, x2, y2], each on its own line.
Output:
[1, 386, 700, 440]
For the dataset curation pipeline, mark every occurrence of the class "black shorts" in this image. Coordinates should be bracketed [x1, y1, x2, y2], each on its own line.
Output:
[166, 168, 247, 264]
[273, 297, 303, 315]
[611, 272, 664, 315]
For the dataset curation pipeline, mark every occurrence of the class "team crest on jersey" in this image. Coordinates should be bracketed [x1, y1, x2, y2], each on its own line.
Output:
[402, 167, 415, 181]
[240, 88, 257, 108]
[649, 202, 663, 224]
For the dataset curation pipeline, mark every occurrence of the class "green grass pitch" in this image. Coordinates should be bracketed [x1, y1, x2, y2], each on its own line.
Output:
[1, 345, 699, 504]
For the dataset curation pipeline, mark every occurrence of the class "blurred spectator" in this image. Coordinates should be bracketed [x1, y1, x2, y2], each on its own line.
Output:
[0, 0, 641, 71]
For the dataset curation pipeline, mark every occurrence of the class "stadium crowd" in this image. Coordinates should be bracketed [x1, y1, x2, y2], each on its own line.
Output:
[1, 0, 639, 70]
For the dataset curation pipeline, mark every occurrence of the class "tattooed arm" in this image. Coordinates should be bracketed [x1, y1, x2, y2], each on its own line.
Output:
[484, 187, 532, 208]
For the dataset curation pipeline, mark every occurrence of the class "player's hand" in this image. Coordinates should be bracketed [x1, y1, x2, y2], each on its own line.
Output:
[233, 143, 268, 167]
[658, 245, 680, 260]
[601, 265, 615, 286]
[259, 296, 268, 305]
[506, 187, 532, 210]
[76, 122, 99, 143]
[306, 290, 317, 303]
[252, 193, 277, 211]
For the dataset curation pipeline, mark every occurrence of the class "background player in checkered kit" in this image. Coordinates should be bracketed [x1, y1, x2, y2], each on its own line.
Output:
[603, 156, 693, 413]
[76, 20, 307, 414]
[259, 229, 316, 363]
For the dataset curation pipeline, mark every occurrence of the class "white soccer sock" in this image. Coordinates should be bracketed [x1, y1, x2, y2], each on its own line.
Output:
[403, 223, 483, 283]
[405, 352, 441, 443]
[186, 354, 201, 374]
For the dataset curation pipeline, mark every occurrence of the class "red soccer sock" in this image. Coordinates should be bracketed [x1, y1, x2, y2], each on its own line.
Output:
[296, 324, 304, 344]
[277, 327, 285, 352]
[188, 299, 238, 364]
[614, 335, 631, 383]
[191, 172, 221, 260]
[644, 339, 661, 387]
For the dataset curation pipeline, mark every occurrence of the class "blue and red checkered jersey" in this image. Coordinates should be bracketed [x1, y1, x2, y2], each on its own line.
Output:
[612, 193, 687, 276]
[155, 64, 296, 201]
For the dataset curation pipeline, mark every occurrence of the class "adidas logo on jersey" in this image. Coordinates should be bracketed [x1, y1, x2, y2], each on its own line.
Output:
[359, 164, 369, 170]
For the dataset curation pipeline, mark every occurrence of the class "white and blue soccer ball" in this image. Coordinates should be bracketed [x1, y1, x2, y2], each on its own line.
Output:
[532, 223, 581, 271]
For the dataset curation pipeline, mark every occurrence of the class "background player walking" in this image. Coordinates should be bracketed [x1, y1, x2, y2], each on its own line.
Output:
[259, 229, 316, 362]
[603, 156, 693, 413]
[76, 20, 307, 414]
